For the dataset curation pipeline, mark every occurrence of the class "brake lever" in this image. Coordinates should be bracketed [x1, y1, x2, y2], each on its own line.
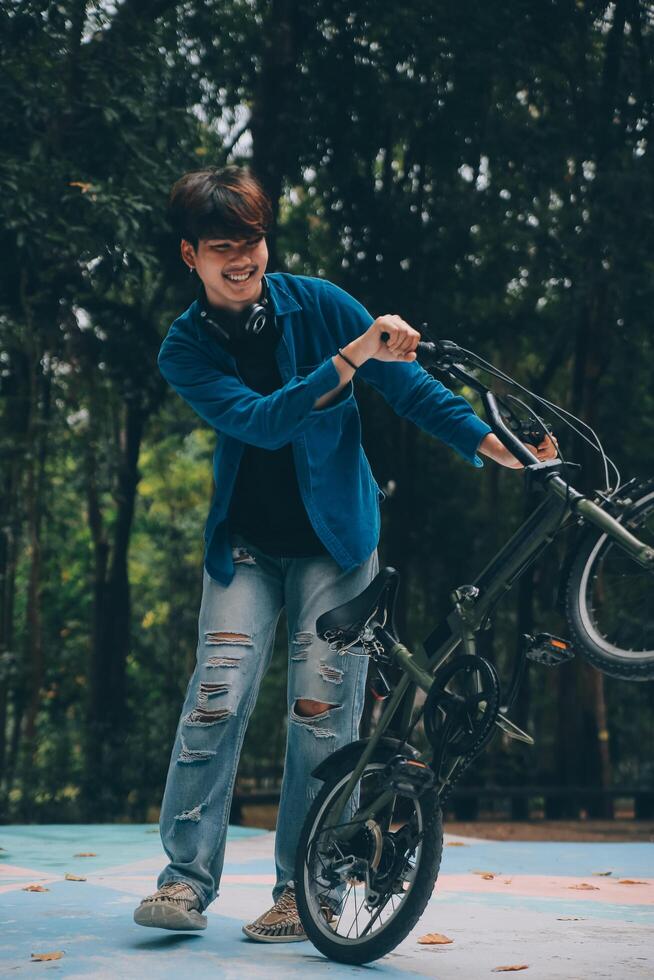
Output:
[514, 419, 547, 447]
[494, 394, 547, 447]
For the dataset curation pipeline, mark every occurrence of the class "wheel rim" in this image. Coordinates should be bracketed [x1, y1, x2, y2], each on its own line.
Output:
[577, 491, 654, 659]
[301, 762, 424, 946]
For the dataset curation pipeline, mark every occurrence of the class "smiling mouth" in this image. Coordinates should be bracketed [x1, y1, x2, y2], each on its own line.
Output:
[224, 270, 255, 283]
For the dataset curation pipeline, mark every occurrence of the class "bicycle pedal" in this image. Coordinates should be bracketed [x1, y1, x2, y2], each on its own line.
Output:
[524, 632, 575, 666]
[495, 712, 535, 745]
[387, 756, 435, 799]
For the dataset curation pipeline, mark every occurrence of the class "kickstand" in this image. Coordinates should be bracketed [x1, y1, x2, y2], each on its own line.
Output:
[495, 712, 535, 745]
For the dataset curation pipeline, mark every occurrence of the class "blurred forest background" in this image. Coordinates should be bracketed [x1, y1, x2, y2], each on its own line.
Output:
[1, 0, 653, 825]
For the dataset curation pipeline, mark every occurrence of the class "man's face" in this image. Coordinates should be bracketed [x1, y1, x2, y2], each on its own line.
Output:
[181, 234, 269, 312]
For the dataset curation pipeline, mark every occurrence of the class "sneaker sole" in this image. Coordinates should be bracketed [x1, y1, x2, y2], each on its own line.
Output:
[134, 901, 207, 931]
[241, 923, 307, 943]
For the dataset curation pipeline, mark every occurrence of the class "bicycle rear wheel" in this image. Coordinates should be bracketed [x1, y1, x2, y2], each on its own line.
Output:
[295, 752, 443, 964]
[566, 480, 654, 680]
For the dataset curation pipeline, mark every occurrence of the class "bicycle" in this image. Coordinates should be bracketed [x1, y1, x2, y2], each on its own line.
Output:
[294, 337, 654, 964]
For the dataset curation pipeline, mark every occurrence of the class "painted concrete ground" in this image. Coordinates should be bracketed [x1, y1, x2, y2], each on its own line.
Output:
[1, 824, 652, 979]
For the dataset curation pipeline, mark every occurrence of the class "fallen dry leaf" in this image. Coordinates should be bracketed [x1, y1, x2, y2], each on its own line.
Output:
[64, 873, 86, 881]
[73, 852, 97, 858]
[22, 884, 49, 892]
[591, 871, 612, 876]
[31, 952, 64, 962]
[618, 879, 648, 885]
[481, 873, 495, 880]
[69, 181, 93, 194]
[472, 869, 498, 876]
[503, 879, 513, 885]
[568, 883, 599, 891]
[445, 841, 467, 847]
[418, 932, 453, 945]
[492, 966, 529, 973]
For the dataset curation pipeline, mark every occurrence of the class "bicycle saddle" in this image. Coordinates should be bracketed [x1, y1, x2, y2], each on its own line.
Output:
[316, 567, 400, 642]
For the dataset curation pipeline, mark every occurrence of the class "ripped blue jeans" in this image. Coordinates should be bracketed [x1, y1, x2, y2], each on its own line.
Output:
[157, 533, 379, 910]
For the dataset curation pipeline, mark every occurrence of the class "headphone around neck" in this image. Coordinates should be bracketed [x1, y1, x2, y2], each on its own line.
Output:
[197, 275, 276, 348]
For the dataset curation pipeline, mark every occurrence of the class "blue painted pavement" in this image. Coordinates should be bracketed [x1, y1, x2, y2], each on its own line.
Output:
[1, 824, 652, 979]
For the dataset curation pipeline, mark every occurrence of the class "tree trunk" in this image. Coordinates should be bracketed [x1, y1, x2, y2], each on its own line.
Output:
[84, 396, 144, 818]
[587, 664, 613, 818]
[551, 0, 628, 818]
[0, 350, 30, 800]
[381, 418, 417, 643]
[510, 506, 535, 820]
[250, 0, 301, 268]
[20, 360, 51, 818]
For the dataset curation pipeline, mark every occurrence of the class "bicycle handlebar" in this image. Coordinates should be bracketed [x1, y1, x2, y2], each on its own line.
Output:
[409, 338, 540, 467]
[484, 391, 540, 467]
[415, 339, 459, 362]
[382, 336, 654, 565]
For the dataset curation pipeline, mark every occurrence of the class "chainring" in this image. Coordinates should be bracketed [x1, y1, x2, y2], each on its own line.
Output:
[424, 654, 500, 755]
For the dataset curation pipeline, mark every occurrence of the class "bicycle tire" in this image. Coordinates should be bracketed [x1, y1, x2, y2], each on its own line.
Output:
[566, 480, 654, 681]
[295, 752, 443, 965]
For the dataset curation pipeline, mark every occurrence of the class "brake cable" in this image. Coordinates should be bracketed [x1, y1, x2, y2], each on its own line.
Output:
[454, 345, 621, 495]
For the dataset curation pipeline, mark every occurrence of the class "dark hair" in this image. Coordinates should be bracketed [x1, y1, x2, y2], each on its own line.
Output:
[169, 165, 272, 247]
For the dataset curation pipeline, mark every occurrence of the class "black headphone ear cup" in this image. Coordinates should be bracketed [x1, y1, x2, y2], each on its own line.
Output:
[243, 303, 269, 336]
[197, 279, 277, 346]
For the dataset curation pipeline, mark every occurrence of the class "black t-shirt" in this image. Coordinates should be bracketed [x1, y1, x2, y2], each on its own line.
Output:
[211, 299, 328, 558]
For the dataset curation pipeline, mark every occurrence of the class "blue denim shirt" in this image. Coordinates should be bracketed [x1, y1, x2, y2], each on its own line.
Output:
[157, 273, 492, 585]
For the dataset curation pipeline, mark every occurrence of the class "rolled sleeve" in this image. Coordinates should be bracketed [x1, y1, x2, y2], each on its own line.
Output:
[158, 334, 341, 450]
[359, 359, 492, 467]
[453, 414, 493, 467]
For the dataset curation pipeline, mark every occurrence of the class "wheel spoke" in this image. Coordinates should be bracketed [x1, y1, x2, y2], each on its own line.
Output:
[360, 891, 394, 937]
[347, 880, 361, 939]
[336, 882, 351, 933]
[301, 759, 438, 954]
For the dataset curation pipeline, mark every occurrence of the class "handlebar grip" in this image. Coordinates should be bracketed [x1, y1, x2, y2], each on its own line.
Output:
[379, 330, 452, 362]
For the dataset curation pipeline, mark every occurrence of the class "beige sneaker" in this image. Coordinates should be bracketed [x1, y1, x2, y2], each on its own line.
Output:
[134, 880, 207, 931]
[242, 885, 306, 942]
[242, 885, 335, 943]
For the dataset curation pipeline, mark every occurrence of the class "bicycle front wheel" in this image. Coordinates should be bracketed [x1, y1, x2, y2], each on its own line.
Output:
[566, 480, 654, 680]
[294, 752, 443, 965]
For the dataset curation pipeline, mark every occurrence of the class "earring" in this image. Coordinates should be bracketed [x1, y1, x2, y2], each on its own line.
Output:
[188, 266, 195, 275]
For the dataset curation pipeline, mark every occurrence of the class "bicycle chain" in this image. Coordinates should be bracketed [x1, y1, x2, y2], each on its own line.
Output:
[436, 687, 501, 806]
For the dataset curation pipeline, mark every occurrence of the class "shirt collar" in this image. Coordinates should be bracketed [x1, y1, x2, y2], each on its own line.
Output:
[265, 274, 302, 316]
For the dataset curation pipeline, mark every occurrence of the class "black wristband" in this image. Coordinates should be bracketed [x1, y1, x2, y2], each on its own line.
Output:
[337, 348, 359, 371]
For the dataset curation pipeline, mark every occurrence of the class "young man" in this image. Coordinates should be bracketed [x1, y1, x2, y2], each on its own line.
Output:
[134, 165, 556, 940]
